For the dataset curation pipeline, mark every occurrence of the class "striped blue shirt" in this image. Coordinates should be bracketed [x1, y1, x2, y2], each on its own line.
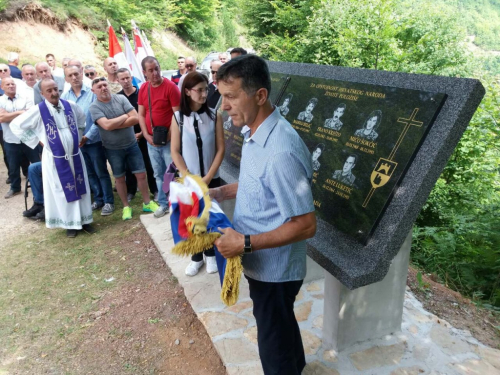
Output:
[234, 107, 314, 282]
[61, 84, 100, 144]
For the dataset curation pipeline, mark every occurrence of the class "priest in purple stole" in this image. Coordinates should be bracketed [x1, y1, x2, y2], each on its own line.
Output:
[10, 78, 94, 237]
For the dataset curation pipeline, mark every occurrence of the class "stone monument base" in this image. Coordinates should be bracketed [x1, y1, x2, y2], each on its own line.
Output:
[323, 231, 412, 351]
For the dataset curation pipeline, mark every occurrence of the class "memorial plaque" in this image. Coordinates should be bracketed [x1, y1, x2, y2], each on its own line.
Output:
[272, 75, 446, 243]
[218, 61, 484, 288]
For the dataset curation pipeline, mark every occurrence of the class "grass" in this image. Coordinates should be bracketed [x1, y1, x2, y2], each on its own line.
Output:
[0, 196, 154, 368]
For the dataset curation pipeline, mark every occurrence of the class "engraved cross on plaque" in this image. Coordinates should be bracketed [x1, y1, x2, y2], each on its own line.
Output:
[363, 108, 423, 208]
[389, 108, 423, 160]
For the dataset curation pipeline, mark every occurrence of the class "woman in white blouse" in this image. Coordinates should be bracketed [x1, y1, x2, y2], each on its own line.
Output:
[171, 71, 225, 276]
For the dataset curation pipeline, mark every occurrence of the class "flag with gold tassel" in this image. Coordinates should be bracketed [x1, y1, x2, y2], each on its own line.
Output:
[169, 174, 242, 306]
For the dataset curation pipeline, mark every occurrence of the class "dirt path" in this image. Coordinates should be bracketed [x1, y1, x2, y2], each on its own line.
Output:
[0, 161, 226, 374]
[0, 163, 43, 246]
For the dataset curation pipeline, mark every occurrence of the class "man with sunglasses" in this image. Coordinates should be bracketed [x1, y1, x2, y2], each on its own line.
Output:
[84, 65, 97, 80]
[171, 56, 187, 86]
[0, 64, 29, 97]
[33, 62, 65, 104]
[207, 59, 222, 110]
[177, 56, 197, 92]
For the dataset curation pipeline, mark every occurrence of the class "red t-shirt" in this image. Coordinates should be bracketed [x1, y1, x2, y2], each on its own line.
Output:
[138, 78, 181, 135]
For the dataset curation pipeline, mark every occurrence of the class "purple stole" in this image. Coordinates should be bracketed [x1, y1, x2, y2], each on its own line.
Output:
[39, 99, 87, 202]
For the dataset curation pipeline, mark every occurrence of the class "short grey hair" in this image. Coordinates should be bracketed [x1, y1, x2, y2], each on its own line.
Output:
[7, 52, 19, 62]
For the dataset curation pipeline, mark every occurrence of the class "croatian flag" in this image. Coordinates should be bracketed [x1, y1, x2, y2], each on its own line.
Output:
[169, 176, 234, 287]
[141, 30, 155, 57]
[107, 20, 129, 69]
[131, 20, 148, 67]
[121, 28, 145, 87]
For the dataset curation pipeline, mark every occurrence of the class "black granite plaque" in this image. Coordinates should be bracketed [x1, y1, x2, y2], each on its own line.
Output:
[272, 74, 446, 243]
[218, 61, 484, 289]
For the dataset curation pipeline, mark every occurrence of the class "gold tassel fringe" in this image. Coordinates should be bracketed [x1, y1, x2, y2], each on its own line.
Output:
[221, 256, 243, 306]
[171, 232, 221, 256]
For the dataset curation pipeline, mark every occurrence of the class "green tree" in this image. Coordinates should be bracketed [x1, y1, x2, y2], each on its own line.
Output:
[413, 79, 500, 306]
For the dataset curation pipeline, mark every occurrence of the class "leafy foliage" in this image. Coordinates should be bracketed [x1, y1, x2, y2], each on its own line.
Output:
[413, 79, 500, 306]
[447, 0, 500, 50]
[239, 0, 500, 306]
[37, 0, 239, 63]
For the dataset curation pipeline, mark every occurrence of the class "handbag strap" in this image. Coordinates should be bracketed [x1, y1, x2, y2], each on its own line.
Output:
[147, 82, 154, 129]
[192, 118, 205, 177]
[173, 111, 184, 156]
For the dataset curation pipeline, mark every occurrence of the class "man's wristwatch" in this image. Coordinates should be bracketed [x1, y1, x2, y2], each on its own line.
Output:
[243, 234, 253, 254]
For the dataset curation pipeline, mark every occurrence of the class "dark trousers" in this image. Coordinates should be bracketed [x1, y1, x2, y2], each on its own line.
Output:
[4, 142, 40, 191]
[126, 138, 157, 195]
[246, 276, 305, 375]
[0, 130, 28, 176]
[192, 177, 221, 262]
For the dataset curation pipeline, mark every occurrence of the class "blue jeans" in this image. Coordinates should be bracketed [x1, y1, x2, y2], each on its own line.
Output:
[147, 143, 172, 207]
[4, 142, 40, 191]
[28, 161, 43, 204]
[105, 143, 146, 178]
[81, 142, 114, 205]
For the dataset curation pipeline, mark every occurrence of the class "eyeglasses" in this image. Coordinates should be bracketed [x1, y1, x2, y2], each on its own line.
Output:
[92, 77, 107, 86]
[185, 64, 194, 68]
[85, 72, 96, 77]
[190, 87, 209, 94]
[0, 69, 8, 73]
[211, 70, 218, 75]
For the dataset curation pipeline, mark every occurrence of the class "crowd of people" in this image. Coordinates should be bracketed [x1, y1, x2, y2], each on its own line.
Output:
[0, 49, 245, 232]
[0, 46, 317, 375]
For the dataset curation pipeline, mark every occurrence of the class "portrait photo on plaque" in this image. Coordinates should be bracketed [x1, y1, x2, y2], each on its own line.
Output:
[332, 153, 358, 188]
[278, 93, 293, 117]
[269, 73, 446, 242]
[324, 103, 347, 130]
[297, 97, 318, 123]
[311, 143, 325, 172]
[354, 109, 382, 141]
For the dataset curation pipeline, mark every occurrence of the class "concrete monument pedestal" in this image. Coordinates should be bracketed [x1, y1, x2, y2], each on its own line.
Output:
[323, 231, 412, 351]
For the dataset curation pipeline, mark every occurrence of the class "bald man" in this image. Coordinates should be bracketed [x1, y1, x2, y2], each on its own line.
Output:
[33, 62, 65, 104]
[0, 77, 40, 198]
[103, 57, 122, 94]
[10, 78, 94, 238]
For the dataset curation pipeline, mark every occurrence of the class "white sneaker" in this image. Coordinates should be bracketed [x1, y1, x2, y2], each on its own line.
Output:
[185, 260, 204, 276]
[154, 205, 169, 218]
[206, 256, 218, 274]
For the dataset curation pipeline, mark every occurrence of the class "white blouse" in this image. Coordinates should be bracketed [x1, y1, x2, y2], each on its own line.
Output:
[174, 110, 219, 179]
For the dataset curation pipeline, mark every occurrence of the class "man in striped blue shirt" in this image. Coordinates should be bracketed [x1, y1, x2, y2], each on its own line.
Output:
[62, 65, 114, 216]
[213, 55, 316, 375]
